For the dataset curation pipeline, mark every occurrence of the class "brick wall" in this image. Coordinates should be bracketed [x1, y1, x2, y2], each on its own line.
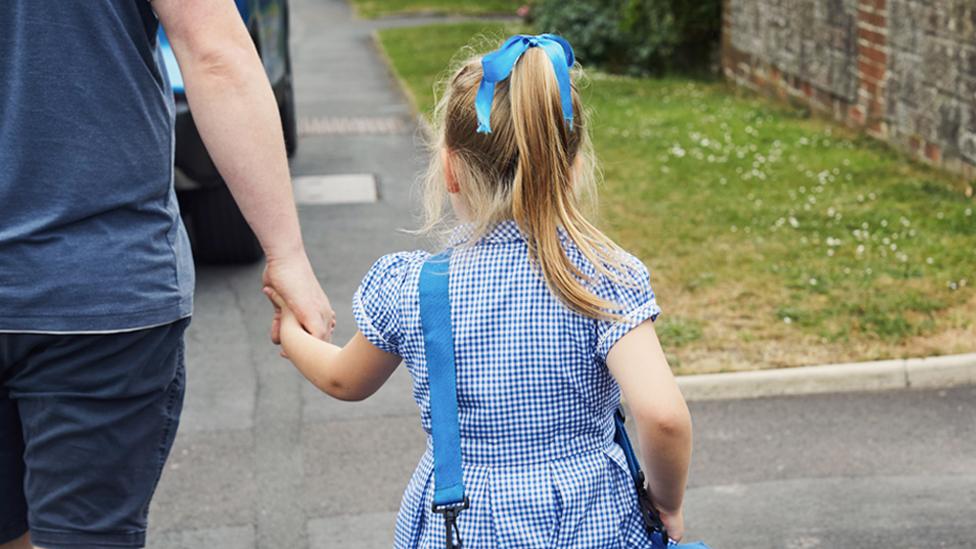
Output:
[722, 0, 976, 179]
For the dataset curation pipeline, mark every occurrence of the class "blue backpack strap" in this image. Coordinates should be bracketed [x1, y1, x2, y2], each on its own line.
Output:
[419, 250, 468, 549]
[615, 407, 671, 548]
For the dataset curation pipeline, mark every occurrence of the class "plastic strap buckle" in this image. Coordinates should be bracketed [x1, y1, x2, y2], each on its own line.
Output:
[635, 472, 670, 545]
[432, 497, 469, 549]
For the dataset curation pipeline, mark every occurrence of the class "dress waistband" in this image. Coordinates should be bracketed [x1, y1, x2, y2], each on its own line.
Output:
[426, 429, 616, 467]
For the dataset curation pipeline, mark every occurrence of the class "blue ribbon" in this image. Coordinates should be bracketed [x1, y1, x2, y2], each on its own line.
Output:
[475, 34, 575, 134]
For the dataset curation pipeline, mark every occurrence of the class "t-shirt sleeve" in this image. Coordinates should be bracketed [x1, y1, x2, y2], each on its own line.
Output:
[594, 255, 662, 363]
[352, 252, 416, 356]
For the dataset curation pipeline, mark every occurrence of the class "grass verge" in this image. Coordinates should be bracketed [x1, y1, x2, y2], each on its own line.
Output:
[377, 22, 976, 374]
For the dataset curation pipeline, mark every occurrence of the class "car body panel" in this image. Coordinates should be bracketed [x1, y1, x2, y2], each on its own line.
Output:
[157, 0, 291, 186]
[158, 0, 286, 95]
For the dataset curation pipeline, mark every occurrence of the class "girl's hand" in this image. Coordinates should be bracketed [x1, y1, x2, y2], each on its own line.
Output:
[657, 506, 685, 543]
[263, 286, 305, 357]
[263, 287, 297, 323]
[262, 254, 336, 344]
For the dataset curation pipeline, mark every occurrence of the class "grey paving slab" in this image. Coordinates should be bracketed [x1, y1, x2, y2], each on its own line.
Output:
[688, 385, 976, 488]
[150, 526, 255, 549]
[178, 270, 257, 433]
[293, 173, 378, 205]
[679, 386, 976, 547]
[683, 476, 976, 548]
[302, 416, 426, 517]
[289, 1, 414, 119]
[224, 266, 309, 548]
[149, 430, 257, 533]
[308, 513, 397, 549]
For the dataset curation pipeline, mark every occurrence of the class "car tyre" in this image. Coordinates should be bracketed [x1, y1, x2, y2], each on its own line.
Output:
[280, 76, 298, 157]
[178, 184, 263, 265]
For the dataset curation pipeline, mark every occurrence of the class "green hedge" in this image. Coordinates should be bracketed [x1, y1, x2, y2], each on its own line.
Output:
[533, 0, 721, 74]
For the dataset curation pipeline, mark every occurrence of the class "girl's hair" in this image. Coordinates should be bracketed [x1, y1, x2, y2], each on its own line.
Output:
[421, 44, 632, 321]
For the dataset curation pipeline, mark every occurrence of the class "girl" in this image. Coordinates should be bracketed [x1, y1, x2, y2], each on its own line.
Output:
[267, 34, 693, 548]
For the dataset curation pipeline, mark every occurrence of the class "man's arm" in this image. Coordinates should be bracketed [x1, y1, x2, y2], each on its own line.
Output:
[153, 0, 333, 340]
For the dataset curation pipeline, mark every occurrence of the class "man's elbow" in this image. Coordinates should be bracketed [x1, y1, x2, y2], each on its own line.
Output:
[174, 29, 259, 89]
[192, 43, 255, 84]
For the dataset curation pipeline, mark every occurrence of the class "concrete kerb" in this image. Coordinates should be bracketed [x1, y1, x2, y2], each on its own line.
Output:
[369, 29, 976, 404]
[677, 353, 976, 401]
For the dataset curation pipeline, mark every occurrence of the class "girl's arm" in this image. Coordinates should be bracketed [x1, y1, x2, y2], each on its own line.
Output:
[265, 288, 401, 401]
[606, 320, 692, 540]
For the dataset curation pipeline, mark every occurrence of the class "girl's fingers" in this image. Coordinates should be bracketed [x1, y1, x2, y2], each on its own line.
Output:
[263, 286, 288, 309]
[270, 315, 282, 345]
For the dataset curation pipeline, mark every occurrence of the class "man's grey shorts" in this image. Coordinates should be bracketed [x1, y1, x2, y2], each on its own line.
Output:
[0, 318, 189, 548]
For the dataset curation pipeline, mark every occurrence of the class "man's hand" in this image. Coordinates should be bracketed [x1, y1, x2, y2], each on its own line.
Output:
[263, 252, 335, 344]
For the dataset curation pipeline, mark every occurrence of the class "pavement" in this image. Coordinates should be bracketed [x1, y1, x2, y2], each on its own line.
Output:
[146, 0, 976, 547]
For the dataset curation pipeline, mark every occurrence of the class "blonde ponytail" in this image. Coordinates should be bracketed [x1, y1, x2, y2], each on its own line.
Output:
[422, 40, 635, 321]
[508, 48, 617, 319]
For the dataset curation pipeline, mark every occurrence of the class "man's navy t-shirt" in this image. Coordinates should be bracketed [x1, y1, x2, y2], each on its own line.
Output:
[0, 1, 194, 332]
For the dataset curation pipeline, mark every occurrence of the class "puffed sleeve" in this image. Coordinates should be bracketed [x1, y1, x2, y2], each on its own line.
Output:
[594, 254, 662, 363]
[352, 252, 416, 356]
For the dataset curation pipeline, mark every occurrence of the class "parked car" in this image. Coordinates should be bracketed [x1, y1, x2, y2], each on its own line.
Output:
[159, 0, 297, 264]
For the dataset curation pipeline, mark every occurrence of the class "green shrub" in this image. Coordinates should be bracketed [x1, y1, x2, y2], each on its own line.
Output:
[533, 0, 721, 74]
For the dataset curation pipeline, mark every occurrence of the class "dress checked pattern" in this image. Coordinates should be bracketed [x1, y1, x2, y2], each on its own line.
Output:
[352, 221, 662, 548]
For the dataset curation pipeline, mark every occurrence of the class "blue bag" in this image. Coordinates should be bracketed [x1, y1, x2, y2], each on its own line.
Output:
[420, 251, 709, 548]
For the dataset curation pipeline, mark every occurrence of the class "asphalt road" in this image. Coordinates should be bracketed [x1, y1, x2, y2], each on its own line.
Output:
[147, 0, 976, 547]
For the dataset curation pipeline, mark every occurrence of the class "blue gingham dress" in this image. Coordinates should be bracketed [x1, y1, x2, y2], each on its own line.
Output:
[352, 221, 662, 548]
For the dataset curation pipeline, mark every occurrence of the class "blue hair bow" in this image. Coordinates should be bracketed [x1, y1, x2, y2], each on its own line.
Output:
[475, 34, 575, 134]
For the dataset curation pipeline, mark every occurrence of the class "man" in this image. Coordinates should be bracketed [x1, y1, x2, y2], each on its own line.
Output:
[0, 1, 332, 547]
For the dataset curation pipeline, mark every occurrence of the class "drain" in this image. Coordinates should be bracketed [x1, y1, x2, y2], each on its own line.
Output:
[298, 116, 408, 136]
[292, 174, 378, 205]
